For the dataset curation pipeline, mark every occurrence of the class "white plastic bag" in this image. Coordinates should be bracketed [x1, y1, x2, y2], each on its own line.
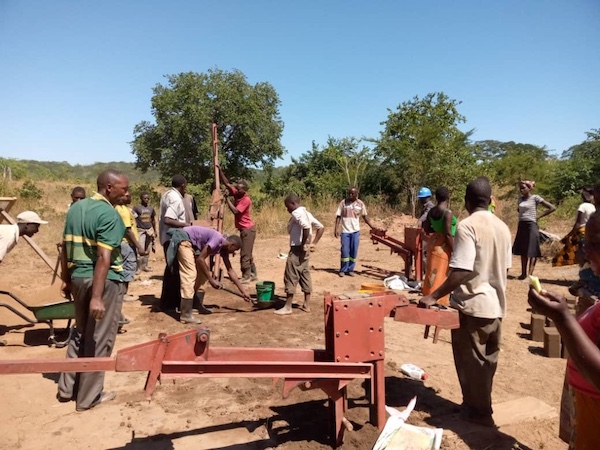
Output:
[372, 396, 443, 450]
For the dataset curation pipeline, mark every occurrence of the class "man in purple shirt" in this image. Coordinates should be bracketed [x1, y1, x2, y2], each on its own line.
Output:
[176, 226, 251, 322]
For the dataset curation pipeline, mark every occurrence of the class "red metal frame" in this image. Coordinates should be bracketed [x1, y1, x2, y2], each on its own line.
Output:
[0, 291, 456, 447]
[370, 227, 424, 281]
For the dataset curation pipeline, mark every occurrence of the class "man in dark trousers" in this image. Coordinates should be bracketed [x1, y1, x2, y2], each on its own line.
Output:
[57, 169, 129, 411]
[217, 164, 257, 283]
[419, 177, 512, 427]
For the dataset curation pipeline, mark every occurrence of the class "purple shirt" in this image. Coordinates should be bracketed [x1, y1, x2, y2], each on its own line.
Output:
[183, 226, 226, 255]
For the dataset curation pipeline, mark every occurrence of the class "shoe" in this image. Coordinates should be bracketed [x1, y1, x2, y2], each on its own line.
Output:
[338, 272, 345, 277]
[56, 393, 73, 403]
[123, 294, 139, 302]
[459, 409, 496, 428]
[193, 291, 213, 315]
[347, 272, 356, 277]
[76, 391, 116, 412]
[143, 267, 153, 272]
[240, 277, 252, 285]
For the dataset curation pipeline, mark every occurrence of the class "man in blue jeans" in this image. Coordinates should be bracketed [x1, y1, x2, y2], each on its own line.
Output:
[334, 187, 381, 277]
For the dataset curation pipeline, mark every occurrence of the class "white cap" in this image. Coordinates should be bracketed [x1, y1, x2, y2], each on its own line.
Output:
[16, 211, 48, 225]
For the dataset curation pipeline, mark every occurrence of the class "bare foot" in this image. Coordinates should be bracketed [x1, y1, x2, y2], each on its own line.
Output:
[274, 306, 293, 315]
[299, 304, 311, 312]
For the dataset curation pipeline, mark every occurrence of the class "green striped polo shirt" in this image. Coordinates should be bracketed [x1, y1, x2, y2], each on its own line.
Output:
[63, 192, 126, 281]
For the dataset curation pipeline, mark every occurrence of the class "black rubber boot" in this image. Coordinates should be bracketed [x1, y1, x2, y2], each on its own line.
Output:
[193, 291, 212, 315]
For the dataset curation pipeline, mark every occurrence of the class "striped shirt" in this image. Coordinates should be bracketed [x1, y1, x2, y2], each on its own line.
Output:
[63, 192, 125, 281]
[518, 195, 543, 222]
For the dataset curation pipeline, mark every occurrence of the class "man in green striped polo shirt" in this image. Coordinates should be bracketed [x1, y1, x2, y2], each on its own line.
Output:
[57, 169, 129, 411]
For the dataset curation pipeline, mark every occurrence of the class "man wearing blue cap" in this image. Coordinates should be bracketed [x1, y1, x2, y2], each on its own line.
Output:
[417, 187, 434, 228]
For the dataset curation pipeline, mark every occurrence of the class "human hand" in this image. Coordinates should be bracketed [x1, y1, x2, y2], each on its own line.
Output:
[241, 290, 252, 302]
[210, 278, 223, 290]
[334, 229, 339, 238]
[418, 295, 437, 309]
[61, 281, 72, 300]
[527, 288, 569, 322]
[90, 296, 106, 320]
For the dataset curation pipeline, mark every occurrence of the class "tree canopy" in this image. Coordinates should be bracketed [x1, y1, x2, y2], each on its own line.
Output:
[131, 68, 285, 185]
[375, 92, 476, 213]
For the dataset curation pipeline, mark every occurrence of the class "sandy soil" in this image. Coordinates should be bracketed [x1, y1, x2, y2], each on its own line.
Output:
[0, 216, 573, 449]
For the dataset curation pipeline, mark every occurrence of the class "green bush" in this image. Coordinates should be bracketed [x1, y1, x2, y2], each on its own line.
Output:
[19, 180, 43, 200]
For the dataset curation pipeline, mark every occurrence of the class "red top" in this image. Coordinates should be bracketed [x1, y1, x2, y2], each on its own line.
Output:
[231, 187, 254, 230]
[568, 302, 600, 399]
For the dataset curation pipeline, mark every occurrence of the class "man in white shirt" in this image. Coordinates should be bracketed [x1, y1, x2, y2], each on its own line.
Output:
[0, 211, 48, 264]
[419, 177, 512, 427]
[275, 194, 324, 315]
[158, 175, 190, 311]
[334, 187, 381, 277]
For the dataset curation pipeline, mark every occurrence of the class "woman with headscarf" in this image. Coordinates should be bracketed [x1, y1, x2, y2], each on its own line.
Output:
[422, 186, 457, 306]
[512, 180, 556, 279]
[553, 187, 596, 268]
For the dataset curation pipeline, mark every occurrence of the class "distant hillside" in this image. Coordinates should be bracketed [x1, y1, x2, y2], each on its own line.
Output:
[0, 158, 161, 184]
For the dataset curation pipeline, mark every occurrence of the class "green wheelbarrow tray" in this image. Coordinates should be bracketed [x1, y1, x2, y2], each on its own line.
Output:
[0, 290, 75, 348]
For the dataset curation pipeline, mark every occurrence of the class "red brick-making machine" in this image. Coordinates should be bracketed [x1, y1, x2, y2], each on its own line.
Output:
[369, 227, 425, 281]
[0, 291, 458, 447]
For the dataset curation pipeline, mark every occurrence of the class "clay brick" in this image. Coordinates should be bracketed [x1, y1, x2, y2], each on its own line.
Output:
[545, 317, 555, 328]
[544, 327, 561, 358]
[530, 314, 545, 342]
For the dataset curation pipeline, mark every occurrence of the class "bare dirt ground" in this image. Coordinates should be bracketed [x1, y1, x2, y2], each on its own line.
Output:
[0, 215, 573, 450]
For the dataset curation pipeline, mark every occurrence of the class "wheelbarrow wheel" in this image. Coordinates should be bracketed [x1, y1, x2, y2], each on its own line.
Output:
[48, 319, 75, 348]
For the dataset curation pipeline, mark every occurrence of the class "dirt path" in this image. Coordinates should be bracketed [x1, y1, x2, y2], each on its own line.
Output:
[0, 225, 573, 449]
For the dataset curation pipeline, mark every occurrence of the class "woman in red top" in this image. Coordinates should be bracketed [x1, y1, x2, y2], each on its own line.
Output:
[529, 211, 600, 449]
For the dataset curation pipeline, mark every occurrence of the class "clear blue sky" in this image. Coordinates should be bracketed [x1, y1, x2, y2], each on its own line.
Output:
[1, 0, 598, 166]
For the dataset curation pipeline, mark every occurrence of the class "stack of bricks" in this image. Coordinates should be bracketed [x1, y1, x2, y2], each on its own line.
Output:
[530, 296, 577, 358]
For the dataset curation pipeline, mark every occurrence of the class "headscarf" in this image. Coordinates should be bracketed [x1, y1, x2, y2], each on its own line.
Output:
[520, 180, 535, 189]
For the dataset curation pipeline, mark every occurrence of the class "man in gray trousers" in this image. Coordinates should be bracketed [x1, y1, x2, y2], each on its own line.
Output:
[57, 169, 129, 411]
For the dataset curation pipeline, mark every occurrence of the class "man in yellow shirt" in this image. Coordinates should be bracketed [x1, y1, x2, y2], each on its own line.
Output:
[116, 193, 146, 303]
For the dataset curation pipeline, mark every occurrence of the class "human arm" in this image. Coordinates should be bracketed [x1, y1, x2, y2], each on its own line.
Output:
[163, 216, 188, 228]
[418, 269, 472, 308]
[216, 164, 235, 195]
[224, 195, 239, 215]
[195, 246, 223, 290]
[125, 228, 147, 256]
[538, 198, 557, 220]
[89, 246, 112, 320]
[60, 241, 71, 298]
[307, 214, 324, 250]
[443, 210, 455, 252]
[334, 216, 341, 238]
[222, 253, 251, 301]
[528, 288, 600, 391]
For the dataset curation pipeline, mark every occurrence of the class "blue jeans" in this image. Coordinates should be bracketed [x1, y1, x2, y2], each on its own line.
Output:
[340, 232, 360, 273]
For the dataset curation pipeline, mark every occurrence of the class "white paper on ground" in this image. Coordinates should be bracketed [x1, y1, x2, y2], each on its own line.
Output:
[372, 396, 443, 450]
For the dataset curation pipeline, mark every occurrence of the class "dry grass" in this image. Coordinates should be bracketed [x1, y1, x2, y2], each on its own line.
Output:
[2, 179, 577, 257]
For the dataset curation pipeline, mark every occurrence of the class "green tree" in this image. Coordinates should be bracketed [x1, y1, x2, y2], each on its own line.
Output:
[265, 137, 376, 199]
[550, 128, 600, 202]
[131, 68, 285, 186]
[375, 92, 476, 214]
[474, 140, 554, 194]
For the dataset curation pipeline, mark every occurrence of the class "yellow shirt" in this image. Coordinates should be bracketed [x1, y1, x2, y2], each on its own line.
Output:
[116, 205, 138, 243]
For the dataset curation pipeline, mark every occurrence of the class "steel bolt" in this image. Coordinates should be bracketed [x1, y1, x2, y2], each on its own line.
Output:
[336, 332, 340, 337]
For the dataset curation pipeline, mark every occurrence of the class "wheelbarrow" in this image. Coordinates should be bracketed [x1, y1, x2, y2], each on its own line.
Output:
[0, 290, 75, 348]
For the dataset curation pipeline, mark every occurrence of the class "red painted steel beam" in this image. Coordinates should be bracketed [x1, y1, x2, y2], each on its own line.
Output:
[159, 361, 373, 379]
[207, 347, 329, 362]
[0, 357, 116, 374]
